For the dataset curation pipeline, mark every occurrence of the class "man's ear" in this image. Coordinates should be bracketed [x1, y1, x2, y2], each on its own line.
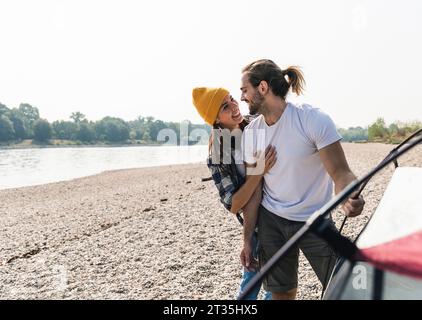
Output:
[259, 80, 269, 95]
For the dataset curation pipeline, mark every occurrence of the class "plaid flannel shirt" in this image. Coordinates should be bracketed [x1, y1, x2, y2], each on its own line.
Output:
[207, 154, 245, 212]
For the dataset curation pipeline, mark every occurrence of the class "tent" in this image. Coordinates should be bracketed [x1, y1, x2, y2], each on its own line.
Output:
[324, 166, 422, 299]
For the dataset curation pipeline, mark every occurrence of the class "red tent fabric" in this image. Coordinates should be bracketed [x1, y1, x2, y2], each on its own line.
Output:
[356, 230, 422, 279]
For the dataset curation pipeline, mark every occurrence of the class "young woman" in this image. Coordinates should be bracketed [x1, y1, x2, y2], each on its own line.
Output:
[192, 87, 276, 300]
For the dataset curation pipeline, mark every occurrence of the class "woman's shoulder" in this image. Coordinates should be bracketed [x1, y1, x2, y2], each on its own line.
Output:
[243, 114, 259, 123]
[243, 114, 264, 129]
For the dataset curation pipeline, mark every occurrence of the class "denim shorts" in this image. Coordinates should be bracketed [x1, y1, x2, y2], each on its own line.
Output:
[257, 205, 337, 293]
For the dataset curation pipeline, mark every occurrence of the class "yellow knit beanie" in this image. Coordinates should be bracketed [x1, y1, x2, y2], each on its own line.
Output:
[192, 87, 229, 125]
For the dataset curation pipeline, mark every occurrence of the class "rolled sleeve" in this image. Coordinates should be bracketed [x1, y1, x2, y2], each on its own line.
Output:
[305, 108, 342, 150]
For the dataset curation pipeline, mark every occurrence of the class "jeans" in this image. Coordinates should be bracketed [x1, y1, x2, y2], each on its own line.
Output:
[236, 233, 272, 300]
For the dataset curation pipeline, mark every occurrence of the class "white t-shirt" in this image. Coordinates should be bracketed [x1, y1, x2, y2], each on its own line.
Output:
[241, 102, 342, 222]
[233, 148, 246, 178]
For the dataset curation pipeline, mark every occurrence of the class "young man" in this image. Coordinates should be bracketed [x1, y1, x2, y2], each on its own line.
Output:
[239, 59, 365, 300]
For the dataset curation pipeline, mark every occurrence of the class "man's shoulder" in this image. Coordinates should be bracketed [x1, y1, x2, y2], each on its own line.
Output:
[290, 102, 321, 115]
[290, 102, 330, 123]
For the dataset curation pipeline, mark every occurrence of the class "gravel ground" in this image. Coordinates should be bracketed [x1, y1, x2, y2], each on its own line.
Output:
[0, 143, 421, 300]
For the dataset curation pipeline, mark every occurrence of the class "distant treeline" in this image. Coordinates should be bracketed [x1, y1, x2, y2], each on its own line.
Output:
[338, 118, 422, 143]
[366, 118, 422, 144]
[337, 126, 368, 142]
[1, 102, 421, 145]
[0, 103, 210, 145]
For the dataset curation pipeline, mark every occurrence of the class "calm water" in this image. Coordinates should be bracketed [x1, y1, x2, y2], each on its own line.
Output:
[0, 145, 208, 190]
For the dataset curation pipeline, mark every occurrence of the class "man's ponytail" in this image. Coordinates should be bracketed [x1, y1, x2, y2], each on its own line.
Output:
[242, 59, 306, 99]
[284, 66, 305, 96]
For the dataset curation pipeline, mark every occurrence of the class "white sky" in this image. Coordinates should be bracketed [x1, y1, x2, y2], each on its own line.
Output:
[0, 0, 421, 128]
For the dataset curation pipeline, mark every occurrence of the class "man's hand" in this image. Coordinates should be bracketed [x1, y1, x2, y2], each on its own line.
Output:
[240, 240, 258, 272]
[318, 142, 366, 218]
[342, 192, 365, 217]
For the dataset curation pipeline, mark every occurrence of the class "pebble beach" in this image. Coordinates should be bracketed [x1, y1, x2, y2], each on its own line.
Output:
[1, 142, 421, 300]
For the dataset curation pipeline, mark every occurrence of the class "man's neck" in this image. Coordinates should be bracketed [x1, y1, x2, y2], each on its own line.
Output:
[262, 98, 287, 126]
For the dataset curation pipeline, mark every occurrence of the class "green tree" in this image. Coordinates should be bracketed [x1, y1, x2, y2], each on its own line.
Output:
[18, 103, 40, 138]
[135, 129, 143, 139]
[11, 117, 26, 139]
[70, 112, 86, 124]
[129, 130, 137, 140]
[149, 120, 167, 142]
[33, 119, 52, 142]
[136, 116, 145, 124]
[0, 103, 10, 117]
[76, 122, 96, 142]
[409, 120, 422, 132]
[368, 118, 387, 141]
[95, 117, 130, 142]
[0, 115, 15, 141]
[9, 113, 27, 139]
[142, 129, 151, 141]
[18, 103, 40, 127]
[52, 120, 78, 140]
[167, 122, 180, 144]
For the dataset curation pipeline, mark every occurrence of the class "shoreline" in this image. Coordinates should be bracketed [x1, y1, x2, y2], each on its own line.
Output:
[0, 161, 206, 192]
[0, 144, 158, 150]
[0, 143, 208, 151]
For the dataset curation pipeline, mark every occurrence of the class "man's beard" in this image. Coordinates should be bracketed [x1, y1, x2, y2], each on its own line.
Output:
[248, 91, 265, 115]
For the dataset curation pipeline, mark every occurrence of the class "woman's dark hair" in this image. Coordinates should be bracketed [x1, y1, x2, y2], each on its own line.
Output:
[208, 118, 249, 163]
[242, 59, 305, 99]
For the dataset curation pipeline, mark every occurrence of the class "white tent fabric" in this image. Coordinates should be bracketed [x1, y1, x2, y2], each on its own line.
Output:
[357, 167, 422, 249]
